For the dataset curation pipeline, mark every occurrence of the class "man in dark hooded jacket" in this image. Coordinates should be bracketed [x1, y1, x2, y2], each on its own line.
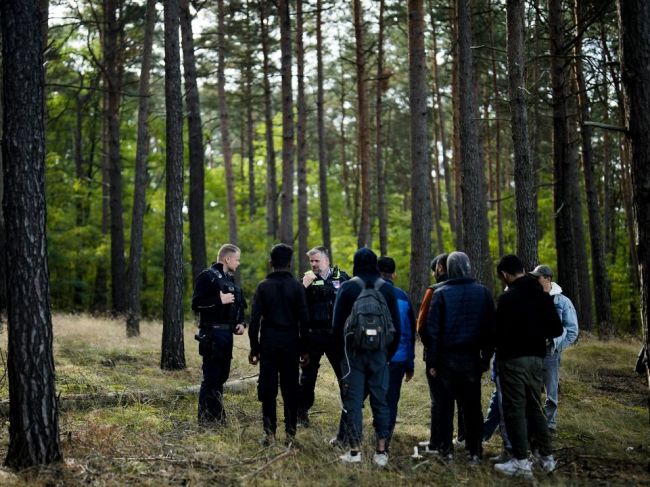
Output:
[421, 251, 495, 462]
[331, 248, 401, 467]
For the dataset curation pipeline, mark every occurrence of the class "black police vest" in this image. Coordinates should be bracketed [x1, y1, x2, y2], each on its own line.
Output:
[202, 266, 244, 325]
[305, 272, 345, 328]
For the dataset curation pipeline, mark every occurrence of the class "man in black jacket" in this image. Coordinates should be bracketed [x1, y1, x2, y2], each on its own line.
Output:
[421, 251, 495, 462]
[297, 246, 349, 429]
[192, 244, 246, 426]
[493, 255, 563, 478]
[248, 244, 310, 446]
[332, 248, 400, 467]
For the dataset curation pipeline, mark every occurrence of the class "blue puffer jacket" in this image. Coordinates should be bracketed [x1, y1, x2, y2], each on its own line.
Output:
[422, 277, 495, 369]
[384, 280, 415, 370]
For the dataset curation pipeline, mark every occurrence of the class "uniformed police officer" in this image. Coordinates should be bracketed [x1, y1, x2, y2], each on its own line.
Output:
[297, 246, 349, 428]
[192, 243, 246, 425]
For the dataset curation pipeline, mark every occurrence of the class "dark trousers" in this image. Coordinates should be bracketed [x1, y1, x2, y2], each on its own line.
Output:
[298, 332, 342, 413]
[431, 360, 483, 457]
[340, 350, 390, 448]
[425, 366, 466, 448]
[386, 361, 408, 443]
[198, 329, 233, 424]
[258, 331, 300, 436]
[498, 356, 552, 459]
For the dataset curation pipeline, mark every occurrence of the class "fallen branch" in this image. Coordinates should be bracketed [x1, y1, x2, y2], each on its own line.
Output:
[241, 449, 295, 480]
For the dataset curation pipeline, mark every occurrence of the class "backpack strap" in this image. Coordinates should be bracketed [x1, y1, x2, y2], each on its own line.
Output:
[350, 276, 365, 291]
[373, 278, 385, 290]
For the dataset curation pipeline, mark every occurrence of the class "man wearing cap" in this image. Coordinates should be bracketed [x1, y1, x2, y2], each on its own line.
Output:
[377, 256, 415, 451]
[530, 265, 579, 433]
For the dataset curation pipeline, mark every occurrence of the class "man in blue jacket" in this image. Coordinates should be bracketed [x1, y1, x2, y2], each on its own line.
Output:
[377, 256, 415, 451]
[421, 251, 495, 463]
[332, 248, 401, 467]
[530, 265, 579, 433]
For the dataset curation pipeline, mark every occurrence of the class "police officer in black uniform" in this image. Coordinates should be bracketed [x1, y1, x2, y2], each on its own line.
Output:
[192, 243, 246, 425]
[297, 246, 349, 428]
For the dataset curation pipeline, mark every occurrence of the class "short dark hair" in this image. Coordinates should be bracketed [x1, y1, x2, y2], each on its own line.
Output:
[431, 253, 448, 271]
[270, 243, 293, 269]
[377, 256, 396, 274]
[497, 254, 524, 275]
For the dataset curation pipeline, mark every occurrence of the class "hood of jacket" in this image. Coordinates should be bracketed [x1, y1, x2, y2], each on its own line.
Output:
[352, 248, 378, 276]
[550, 281, 563, 296]
[446, 251, 473, 279]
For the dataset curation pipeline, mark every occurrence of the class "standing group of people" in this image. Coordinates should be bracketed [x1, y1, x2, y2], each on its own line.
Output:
[191, 243, 578, 478]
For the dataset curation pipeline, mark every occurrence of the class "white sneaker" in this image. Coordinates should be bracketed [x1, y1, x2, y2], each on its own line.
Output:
[373, 451, 389, 467]
[539, 455, 556, 473]
[340, 451, 362, 464]
[421, 445, 440, 455]
[494, 458, 534, 479]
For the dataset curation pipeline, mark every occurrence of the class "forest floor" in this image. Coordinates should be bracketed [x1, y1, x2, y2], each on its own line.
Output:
[0, 314, 648, 486]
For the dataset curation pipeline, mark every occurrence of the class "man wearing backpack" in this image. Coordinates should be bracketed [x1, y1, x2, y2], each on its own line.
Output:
[332, 248, 401, 467]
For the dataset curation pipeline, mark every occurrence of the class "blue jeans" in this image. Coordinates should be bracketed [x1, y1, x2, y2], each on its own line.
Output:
[482, 375, 511, 450]
[543, 350, 560, 430]
[386, 361, 408, 443]
[340, 350, 390, 448]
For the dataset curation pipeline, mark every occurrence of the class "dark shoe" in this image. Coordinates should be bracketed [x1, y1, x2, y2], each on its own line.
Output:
[297, 410, 310, 428]
[261, 433, 276, 447]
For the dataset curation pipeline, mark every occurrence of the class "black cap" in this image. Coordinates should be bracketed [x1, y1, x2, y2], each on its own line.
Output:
[377, 256, 396, 274]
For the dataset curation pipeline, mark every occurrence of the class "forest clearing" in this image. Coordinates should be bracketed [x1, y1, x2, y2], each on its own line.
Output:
[0, 315, 647, 486]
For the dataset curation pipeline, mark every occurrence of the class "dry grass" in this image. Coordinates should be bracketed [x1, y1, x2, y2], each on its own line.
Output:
[0, 315, 649, 486]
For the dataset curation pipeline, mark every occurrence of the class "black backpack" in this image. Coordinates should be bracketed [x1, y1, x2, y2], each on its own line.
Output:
[344, 277, 395, 353]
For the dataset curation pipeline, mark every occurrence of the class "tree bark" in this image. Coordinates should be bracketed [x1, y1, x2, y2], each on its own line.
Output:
[617, 0, 650, 400]
[376, 0, 388, 256]
[296, 0, 308, 274]
[506, 0, 538, 270]
[260, 0, 278, 239]
[574, 0, 613, 338]
[353, 0, 371, 249]
[408, 0, 433, 309]
[218, 0, 238, 245]
[126, 0, 157, 338]
[180, 0, 207, 282]
[278, 0, 294, 246]
[429, 5, 455, 241]
[451, 5, 464, 250]
[549, 0, 580, 312]
[104, 0, 127, 315]
[161, 0, 186, 371]
[457, 0, 493, 291]
[245, 0, 256, 220]
[0, 30, 5, 324]
[1, 0, 62, 467]
[316, 0, 332, 257]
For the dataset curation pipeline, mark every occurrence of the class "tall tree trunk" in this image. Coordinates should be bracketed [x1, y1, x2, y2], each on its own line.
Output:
[218, 0, 238, 244]
[245, 0, 256, 220]
[529, 0, 542, 236]
[376, 0, 388, 256]
[451, 6, 464, 250]
[506, 0, 538, 270]
[161, 0, 186, 371]
[316, 0, 331, 256]
[296, 0, 308, 274]
[126, 0, 156, 338]
[278, 0, 294, 246]
[617, 0, 650, 413]
[353, 0, 371, 249]
[104, 0, 127, 315]
[429, 4, 455, 239]
[260, 0, 278, 239]
[549, 0, 580, 312]
[488, 0, 504, 259]
[408, 0, 433, 308]
[180, 0, 207, 281]
[457, 0, 493, 291]
[93, 89, 110, 313]
[574, 0, 613, 338]
[1, 0, 62, 467]
[0, 30, 5, 324]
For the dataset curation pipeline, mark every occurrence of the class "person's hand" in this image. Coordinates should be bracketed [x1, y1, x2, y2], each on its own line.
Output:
[302, 270, 317, 288]
[220, 291, 235, 304]
[249, 353, 259, 365]
[428, 367, 437, 378]
[405, 370, 414, 382]
[234, 324, 245, 335]
[299, 354, 310, 367]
